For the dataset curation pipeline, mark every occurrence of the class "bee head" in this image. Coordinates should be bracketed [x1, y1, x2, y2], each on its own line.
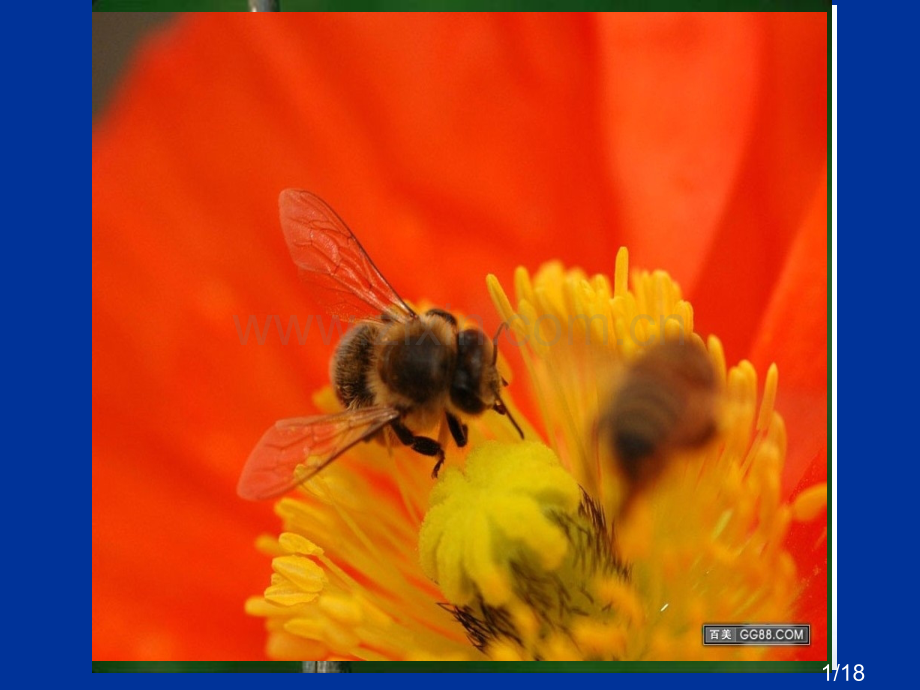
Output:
[451, 325, 525, 440]
[450, 328, 498, 414]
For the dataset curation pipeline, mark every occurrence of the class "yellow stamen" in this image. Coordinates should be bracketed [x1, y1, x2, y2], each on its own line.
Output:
[792, 483, 828, 522]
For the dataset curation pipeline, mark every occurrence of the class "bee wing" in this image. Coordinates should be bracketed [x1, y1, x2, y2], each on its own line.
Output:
[237, 406, 401, 501]
[279, 189, 417, 324]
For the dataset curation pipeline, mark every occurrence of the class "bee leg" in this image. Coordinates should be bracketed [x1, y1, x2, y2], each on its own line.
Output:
[382, 426, 395, 456]
[429, 453, 446, 478]
[390, 420, 446, 478]
[445, 412, 469, 448]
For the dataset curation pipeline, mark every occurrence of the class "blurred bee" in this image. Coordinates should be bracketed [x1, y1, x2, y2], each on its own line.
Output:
[237, 189, 523, 501]
[598, 338, 718, 505]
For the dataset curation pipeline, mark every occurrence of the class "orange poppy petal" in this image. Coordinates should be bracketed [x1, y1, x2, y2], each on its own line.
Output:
[596, 12, 761, 290]
[746, 170, 828, 663]
[748, 169, 828, 497]
[685, 13, 827, 361]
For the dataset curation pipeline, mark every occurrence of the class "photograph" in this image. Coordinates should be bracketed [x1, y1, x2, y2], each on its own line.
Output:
[92, 11, 829, 666]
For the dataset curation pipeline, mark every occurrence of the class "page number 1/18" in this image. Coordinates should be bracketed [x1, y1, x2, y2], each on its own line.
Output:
[824, 664, 864, 681]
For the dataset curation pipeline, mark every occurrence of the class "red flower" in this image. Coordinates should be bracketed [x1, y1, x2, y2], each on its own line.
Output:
[92, 13, 827, 661]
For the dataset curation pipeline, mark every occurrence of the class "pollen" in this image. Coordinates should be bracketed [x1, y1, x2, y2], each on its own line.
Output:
[419, 441, 581, 606]
[419, 440, 632, 659]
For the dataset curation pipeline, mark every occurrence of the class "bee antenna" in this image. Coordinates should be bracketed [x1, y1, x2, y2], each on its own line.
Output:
[494, 394, 524, 439]
[491, 321, 509, 366]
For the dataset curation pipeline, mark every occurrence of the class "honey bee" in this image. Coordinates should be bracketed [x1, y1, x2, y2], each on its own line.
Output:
[598, 338, 718, 501]
[237, 189, 523, 501]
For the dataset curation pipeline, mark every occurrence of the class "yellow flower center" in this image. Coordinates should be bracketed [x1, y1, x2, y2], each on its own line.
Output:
[419, 440, 635, 660]
[244, 248, 825, 663]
